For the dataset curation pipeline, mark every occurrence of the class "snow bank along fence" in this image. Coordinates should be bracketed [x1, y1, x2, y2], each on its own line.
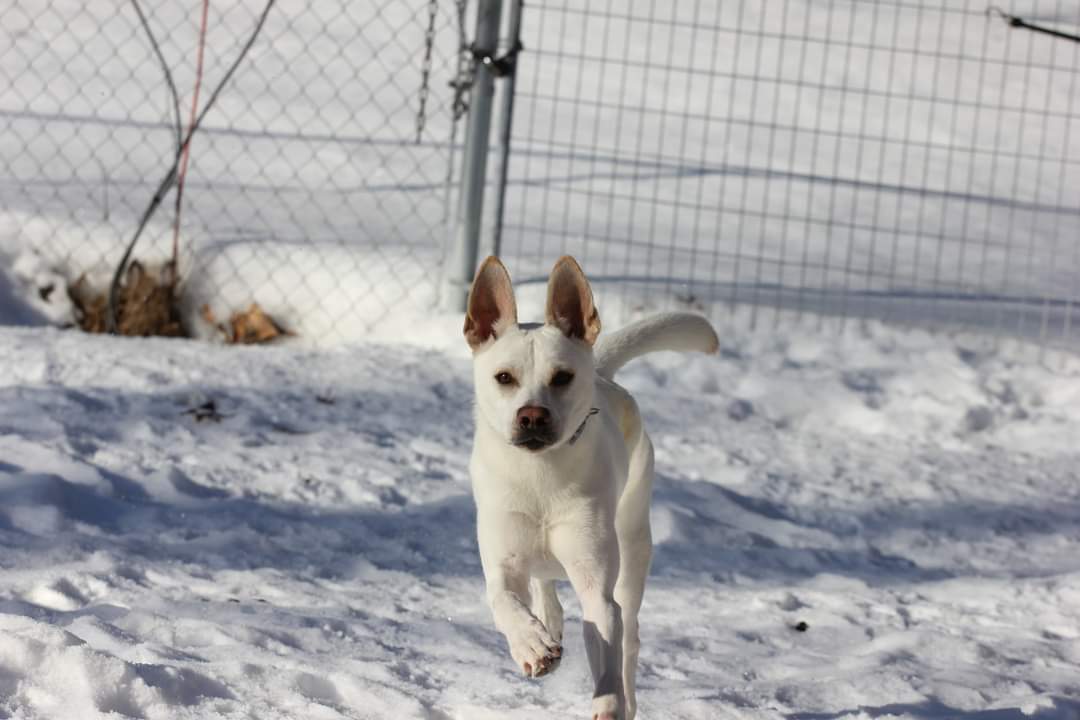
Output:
[3, 1, 1079, 347]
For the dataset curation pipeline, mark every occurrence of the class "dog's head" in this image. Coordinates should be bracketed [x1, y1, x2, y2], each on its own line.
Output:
[464, 255, 601, 453]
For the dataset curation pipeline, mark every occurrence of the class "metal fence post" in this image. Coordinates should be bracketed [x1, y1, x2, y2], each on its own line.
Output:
[441, 0, 504, 312]
[490, 0, 523, 259]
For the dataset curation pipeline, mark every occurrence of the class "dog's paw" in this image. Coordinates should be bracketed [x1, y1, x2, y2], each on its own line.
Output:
[508, 618, 562, 678]
[529, 652, 562, 678]
[591, 693, 620, 720]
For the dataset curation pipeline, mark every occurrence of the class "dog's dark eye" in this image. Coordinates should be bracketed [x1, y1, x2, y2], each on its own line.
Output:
[494, 371, 516, 386]
[550, 370, 575, 387]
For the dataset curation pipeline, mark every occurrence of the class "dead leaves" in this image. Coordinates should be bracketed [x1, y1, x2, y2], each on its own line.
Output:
[201, 302, 292, 345]
[66, 259, 293, 344]
[68, 261, 185, 337]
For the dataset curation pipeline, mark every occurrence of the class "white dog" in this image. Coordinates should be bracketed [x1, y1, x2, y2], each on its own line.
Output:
[464, 255, 718, 719]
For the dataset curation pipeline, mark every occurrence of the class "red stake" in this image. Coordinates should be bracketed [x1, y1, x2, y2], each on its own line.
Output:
[171, 0, 211, 270]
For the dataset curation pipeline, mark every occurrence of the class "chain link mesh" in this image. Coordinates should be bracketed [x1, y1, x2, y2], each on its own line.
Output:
[5, 1, 1080, 349]
[495, 0, 1080, 348]
[1, 0, 465, 343]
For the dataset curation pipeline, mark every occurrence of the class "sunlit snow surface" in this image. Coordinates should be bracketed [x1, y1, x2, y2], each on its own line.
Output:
[1, 318, 1079, 719]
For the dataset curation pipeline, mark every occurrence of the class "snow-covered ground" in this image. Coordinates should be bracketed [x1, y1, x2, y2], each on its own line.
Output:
[2, 304, 1080, 718]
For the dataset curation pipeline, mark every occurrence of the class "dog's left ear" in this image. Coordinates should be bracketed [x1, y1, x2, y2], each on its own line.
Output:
[545, 255, 601, 345]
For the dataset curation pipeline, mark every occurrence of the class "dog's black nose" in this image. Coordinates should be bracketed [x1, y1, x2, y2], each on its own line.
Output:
[516, 406, 550, 430]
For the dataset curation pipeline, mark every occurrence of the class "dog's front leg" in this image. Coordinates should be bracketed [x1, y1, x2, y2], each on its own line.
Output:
[484, 565, 563, 677]
[478, 514, 562, 677]
[550, 518, 625, 720]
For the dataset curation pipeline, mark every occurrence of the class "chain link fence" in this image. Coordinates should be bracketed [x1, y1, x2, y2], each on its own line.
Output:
[495, 0, 1080, 348]
[3, 0, 1080, 348]
[1, 0, 466, 343]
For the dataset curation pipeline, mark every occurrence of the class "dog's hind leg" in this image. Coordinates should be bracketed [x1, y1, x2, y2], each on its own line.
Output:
[614, 433, 655, 720]
[550, 521, 624, 719]
[530, 578, 564, 644]
[614, 538, 650, 720]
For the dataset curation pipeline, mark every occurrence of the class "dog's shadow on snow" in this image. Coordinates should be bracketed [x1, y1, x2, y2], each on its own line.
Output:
[0, 457, 483, 580]
[649, 471, 1080, 584]
[650, 472, 937, 584]
[0, 381, 483, 582]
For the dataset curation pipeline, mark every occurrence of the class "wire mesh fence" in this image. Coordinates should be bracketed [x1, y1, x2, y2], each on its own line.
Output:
[494, 0, 1080, 348]
[1, 0, 465, 343]
[3, 0, 1079, 348]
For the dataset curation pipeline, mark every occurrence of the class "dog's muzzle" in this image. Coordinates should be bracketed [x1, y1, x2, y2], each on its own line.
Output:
[512, 432, 557, 452]
[512, 405, 557, 452]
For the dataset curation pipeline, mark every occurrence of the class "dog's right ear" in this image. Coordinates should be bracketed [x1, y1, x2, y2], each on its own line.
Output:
[545, 255, 600, 345]
[464, 256, 517, 350]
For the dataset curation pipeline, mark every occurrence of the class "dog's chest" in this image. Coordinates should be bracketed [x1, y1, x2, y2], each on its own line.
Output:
[475, 468, 597, 521]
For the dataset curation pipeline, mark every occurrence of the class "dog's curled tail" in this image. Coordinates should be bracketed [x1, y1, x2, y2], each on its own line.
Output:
[594, 312, 719, 379]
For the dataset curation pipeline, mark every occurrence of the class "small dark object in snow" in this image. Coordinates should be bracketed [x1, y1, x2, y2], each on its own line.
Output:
[39, 283, 55, 301]
[793, 621, 809, 632]
[964, 405, 993, 433]
[315, 393, 336, 405]
[379, 486, 408, 507]
[957, 347, 980, 366]
[183, 399, 226, 423]
[841, 370, 882, 395]
[727, 398, 754, 421]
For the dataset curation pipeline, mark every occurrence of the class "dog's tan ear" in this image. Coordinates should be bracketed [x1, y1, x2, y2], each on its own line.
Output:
[545, 255, 600, 345]
[464, 256, 517, 350]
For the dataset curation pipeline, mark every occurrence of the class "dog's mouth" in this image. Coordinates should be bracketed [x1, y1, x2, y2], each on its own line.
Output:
[511, 432, 556, 452]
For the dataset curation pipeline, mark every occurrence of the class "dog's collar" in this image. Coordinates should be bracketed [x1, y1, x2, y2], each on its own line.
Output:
[567, 408, 600, 446]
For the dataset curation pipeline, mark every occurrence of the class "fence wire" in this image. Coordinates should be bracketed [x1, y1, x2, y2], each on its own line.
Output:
[1, 0, 464, 343]
[495, 0, 1080, 347]
[3, 0, 1079, 349]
